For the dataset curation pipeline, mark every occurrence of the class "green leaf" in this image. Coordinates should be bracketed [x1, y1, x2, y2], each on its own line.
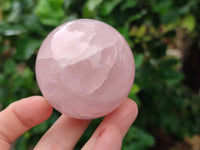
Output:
[35, 0, 65, 26]
[33, 121, 49, 134]
[16, 36, 41, 60]
[135, 25, 146, 38]
[0, 73, 4, 84]
[166, 71, 185, 85]
[1, 0, 12, 12]
[99, 0, 122, 16]
[23, 15, 45, 34]
[158, 59, 185, 85]
[151, 0, 172, 15]
[21, 0, 34, 10]
[121, 0, 138, 11]
[7, 1, 22, 23]
[161, 9, 179, 24]
[117, 25, 129, 40]
[64, 0, 73, 10]
[3, 59, 16, 74]
[86, 0, 103, 12]
[83, 0, 103, 17]
[122, 126, 155, 150]
[23, 131, 31, 139]
[15, 136, 28, 150]
[134, 54, 144, 69]
[181, 14, 196, 32]
[128, 13, 143, 22]
[179, 5, 190, 15]
[0, 24, 26, 36]
[128, 84, 141, 105]
[130, 84, 140, 94]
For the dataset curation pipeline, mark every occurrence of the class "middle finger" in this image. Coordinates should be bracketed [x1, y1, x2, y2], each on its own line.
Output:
[34, 114, 90, 150]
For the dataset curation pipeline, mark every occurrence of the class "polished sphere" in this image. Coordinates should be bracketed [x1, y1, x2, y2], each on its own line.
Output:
[35, 19, 135, 119]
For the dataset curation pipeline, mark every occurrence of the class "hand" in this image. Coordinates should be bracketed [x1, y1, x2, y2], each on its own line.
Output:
[0, 96, 138, 150]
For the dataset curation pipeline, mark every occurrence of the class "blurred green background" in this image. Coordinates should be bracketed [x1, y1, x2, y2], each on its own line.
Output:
[1, 0, 200, 149]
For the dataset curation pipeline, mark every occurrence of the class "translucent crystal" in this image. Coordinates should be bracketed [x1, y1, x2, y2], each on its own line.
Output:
[36, 19, 135, 119]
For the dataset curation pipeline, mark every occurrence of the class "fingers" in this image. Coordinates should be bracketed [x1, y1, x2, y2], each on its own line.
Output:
[94, 125, 122, 150]
[34, 98, 137, 150]
[0, 96, 137, 150]
[0, 96, 53, 150]
[34, 115, 91, 150]
[82, 98, 138, 150]
[0, 139, 10, 150]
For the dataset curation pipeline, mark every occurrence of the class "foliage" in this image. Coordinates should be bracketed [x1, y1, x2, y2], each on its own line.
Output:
[0, 0, 200, 149]
[122, 126, 155, 150]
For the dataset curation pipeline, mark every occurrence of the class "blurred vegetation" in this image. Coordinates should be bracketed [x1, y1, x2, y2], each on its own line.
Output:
[0, 0, 200, 149]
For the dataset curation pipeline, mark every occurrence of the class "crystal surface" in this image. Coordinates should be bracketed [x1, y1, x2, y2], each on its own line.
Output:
[35, 19, 135, 119]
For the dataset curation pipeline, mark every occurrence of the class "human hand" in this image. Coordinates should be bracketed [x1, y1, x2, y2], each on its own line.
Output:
[0, 96, 138, 150]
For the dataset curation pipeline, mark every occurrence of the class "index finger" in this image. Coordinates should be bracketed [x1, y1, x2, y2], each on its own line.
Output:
[0, 96, 53, 149]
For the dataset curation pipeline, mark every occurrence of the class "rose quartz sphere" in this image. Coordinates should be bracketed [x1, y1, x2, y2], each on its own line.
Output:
[36, 19, 135, 119]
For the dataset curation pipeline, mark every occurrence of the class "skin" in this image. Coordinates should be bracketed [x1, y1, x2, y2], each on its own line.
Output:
[0, 96, 138, 150]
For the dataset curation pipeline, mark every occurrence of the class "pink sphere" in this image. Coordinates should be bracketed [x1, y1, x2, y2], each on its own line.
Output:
[35, 19, 135, 119]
